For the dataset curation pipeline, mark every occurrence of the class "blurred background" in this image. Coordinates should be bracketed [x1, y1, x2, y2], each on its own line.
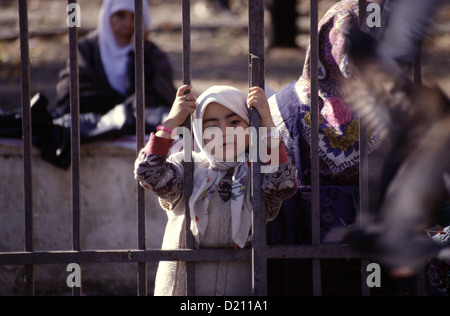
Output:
[0, 0, 448, 114]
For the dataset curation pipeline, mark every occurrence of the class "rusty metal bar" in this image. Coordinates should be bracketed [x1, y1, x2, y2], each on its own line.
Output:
[309, 0, 321, 296]
[134, 0, 147, 297]
[18, 0, 34, 297]
[68, 0, 81, 253]
[0, 245, 368, 266]
[309, 0, 320, 247]
[182, 0, 192, 88]
[68, 0, 82, 297]
[358, 0, 371, 297]
[181, 0, 195, 296]
[248, 3, 265, 88]
[249, 0, 266, 296]
[359, 0, 367, 30]
[0, 249, 251, 266]
[250, 54, 265, 296]
[358, 0, 368, 220]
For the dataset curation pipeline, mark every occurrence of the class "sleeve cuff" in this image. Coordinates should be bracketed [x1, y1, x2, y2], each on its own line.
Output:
[265, 141, 289, 165]
[143, 133, 174, 156]
[278, 142, 289, 164]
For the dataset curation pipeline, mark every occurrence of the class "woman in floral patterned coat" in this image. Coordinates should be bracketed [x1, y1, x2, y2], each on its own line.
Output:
[265, 0, 381, 295]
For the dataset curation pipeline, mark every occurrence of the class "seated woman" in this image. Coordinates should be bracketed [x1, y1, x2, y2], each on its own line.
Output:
[30, 0, 177, 169]
[56, 0, 176, 116]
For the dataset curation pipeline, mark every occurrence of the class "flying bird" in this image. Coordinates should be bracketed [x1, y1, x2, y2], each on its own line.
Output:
[337, 0, 450, 273]
[377, 0, 446, 62]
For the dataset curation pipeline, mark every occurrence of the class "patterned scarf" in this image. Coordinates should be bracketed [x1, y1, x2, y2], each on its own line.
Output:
[272, 0, 378, 175]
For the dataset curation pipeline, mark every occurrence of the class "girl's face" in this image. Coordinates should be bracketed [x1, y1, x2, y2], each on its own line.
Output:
[202, 102, 249, 161]
[110, 10, 135, 47]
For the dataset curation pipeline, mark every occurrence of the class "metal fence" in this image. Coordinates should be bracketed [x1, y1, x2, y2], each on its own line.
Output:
[0, 0, 426, 296]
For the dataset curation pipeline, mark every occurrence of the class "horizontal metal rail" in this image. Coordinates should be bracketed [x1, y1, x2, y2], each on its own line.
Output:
[0, 245, 366, 266]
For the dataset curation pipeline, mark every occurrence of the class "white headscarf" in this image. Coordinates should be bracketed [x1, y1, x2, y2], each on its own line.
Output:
[98, 0, 151, 96]
[188, 86, 253, 248]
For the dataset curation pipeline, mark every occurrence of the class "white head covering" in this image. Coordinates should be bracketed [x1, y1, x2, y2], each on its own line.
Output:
[193, 85, 250, 167]
[98, 0, 151, 96]
[188, 86, 253, 248]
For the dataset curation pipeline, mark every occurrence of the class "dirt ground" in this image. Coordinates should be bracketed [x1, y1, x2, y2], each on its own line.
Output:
[0, 0, 449, 113]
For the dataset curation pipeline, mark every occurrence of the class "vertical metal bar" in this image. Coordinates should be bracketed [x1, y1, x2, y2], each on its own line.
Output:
[182, 0, 195, 296]
[358, 0, 371, 297]
[249, 0, 265, 88]
[359, 0, 367, 31]
[358, 0, 368, 225]
[309, 0, 321, 296]
[249, 0, 266, 296]
[18, 0, 34, 296]
[182, 0, 192, 88]
[135, 0, 147, 297]
[68, 0, 81, 297]
[250, 55, 265, 295]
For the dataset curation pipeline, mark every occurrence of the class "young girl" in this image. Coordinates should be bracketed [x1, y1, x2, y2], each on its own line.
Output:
[134, 84, 298, 296]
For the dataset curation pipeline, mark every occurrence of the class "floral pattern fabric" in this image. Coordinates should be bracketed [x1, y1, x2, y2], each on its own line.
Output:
[296, 0, 379, 175]
[266, 1, 376, 295]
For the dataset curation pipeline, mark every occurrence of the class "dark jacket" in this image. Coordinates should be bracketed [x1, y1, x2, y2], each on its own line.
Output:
[56, 31, 177, 115]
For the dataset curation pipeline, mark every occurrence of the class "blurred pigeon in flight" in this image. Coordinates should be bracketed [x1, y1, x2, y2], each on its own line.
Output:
[336, 0, 450, 273]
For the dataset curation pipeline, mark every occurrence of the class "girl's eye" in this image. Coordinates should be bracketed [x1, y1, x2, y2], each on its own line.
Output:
[115, 11, 127, 19]
[230, 120, 240, 126]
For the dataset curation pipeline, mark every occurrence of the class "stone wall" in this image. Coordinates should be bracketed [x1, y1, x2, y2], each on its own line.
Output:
[0, 139, 168, 295]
